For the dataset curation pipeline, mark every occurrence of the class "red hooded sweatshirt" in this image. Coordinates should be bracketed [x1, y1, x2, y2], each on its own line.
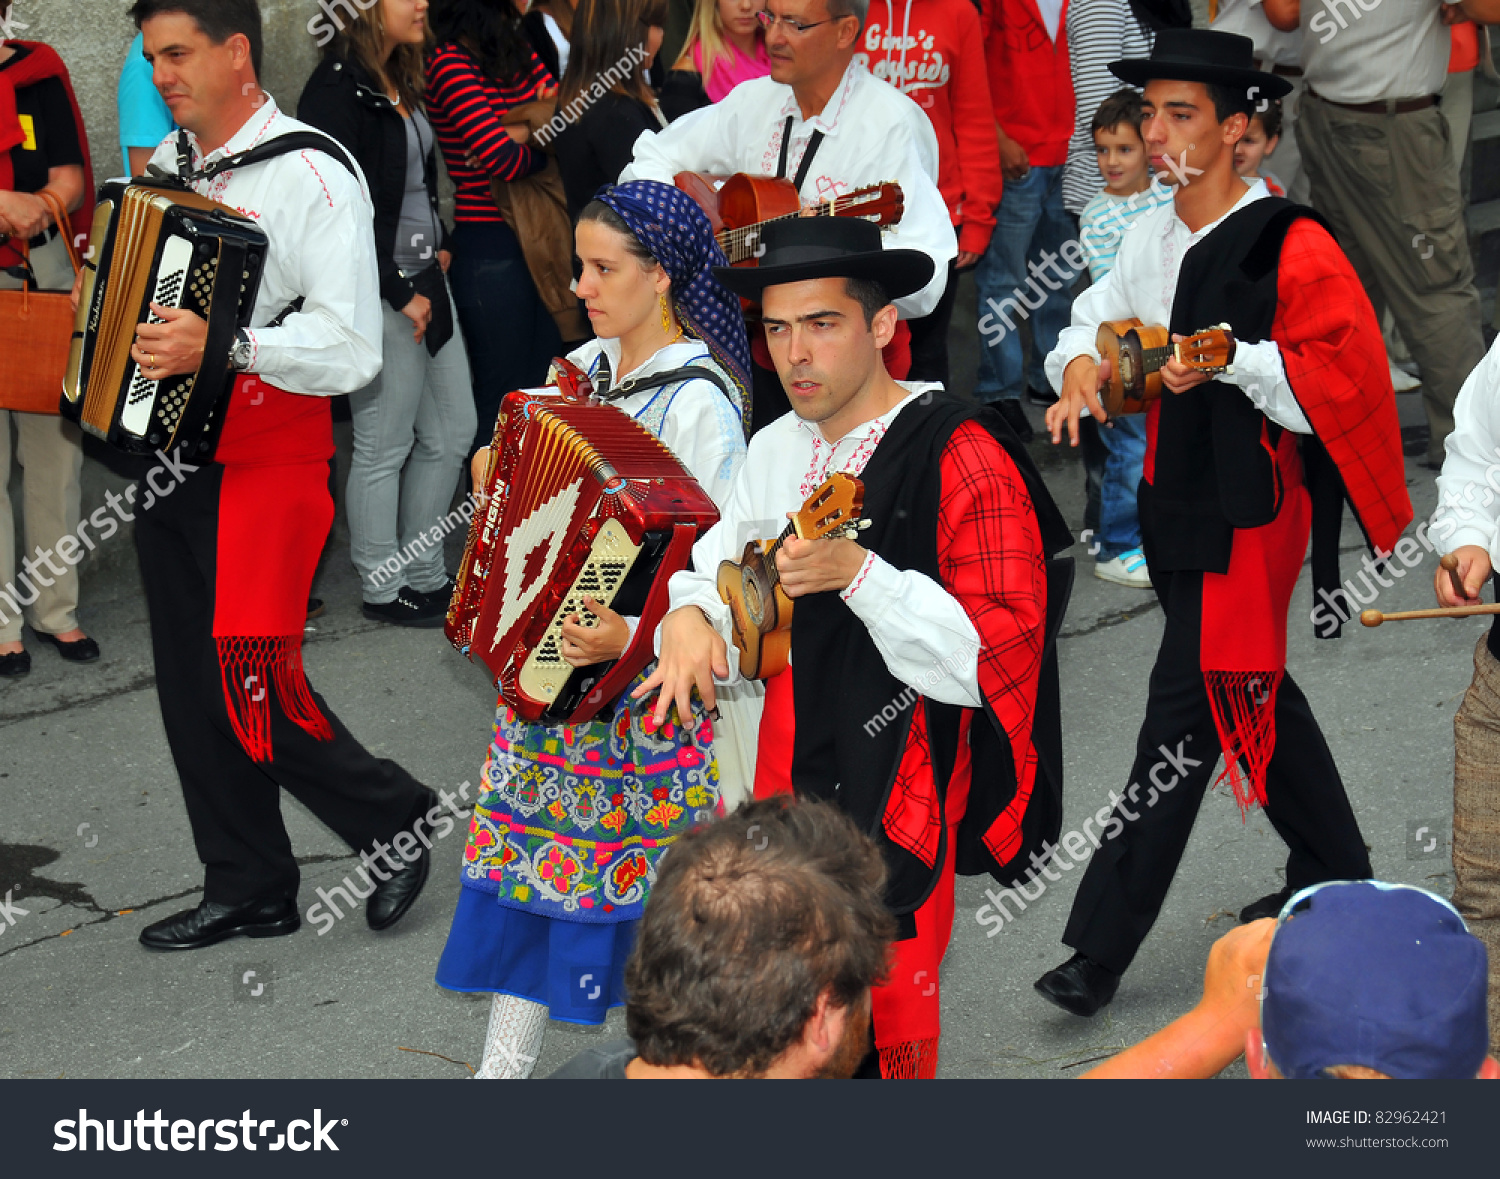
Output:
[857, 0, 1004, 257]
[982, 0, 1072, 168]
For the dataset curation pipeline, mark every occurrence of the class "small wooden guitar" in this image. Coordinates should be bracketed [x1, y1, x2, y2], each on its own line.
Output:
[1094, 318, 1237, 419]
[674, 172, 905, 266]
[717, 473, 868, 680]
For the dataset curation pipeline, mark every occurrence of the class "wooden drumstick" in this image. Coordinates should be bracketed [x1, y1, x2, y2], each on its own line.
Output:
[1361, 603, 1500, 626]
[1440, 552, 1470, 601]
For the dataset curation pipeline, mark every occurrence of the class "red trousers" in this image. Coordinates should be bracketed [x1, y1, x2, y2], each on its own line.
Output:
[753, 669, 968, 1051]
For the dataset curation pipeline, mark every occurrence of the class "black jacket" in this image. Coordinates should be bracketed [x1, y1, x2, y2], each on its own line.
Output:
[297, 54, 451, 313]
[554, 93, 660, 223]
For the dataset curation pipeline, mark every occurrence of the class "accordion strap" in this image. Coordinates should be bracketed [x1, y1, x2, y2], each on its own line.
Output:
[154, 128, 361, 188]
[591, 356, 733, 405]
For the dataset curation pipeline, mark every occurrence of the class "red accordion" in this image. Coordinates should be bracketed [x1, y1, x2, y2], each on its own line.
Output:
[447, 361, 721, 724]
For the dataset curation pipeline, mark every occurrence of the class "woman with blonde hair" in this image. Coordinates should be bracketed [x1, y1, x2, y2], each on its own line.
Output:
[299, 0, 477, 626]
[673, 0, 768, 103]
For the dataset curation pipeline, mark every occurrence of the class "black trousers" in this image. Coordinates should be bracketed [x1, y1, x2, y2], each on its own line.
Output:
[906, 259, 959, 388]
[135, 463, 427, 907]
[1062, 563, 1371, 974]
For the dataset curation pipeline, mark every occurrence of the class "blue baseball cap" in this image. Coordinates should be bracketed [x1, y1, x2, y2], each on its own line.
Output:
[1262, 880, 1490, 1080]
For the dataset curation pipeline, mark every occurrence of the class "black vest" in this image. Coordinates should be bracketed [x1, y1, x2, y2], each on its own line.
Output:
[787, 394, 1074, 919]
[1144, 198, 1331, 574]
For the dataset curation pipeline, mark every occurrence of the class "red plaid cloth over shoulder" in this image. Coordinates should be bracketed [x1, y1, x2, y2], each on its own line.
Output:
[881, 420, 1049, 864]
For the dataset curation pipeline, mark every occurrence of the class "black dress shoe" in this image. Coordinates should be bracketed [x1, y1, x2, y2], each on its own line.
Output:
[307, 597, 326, 620]
[366, 789, 438, 930]
[139, 896, 300, 951]
[1026, 385, 1059, 407]
[0, 649, 30, 678]
[1239, 886, 1295, 924]
[362, 587, 446, 628]
[34, 630, 100, 663]
[1035, 952, 1121, 1017]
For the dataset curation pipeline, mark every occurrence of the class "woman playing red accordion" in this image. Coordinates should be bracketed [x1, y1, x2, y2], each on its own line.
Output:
[434, 180, 752, 1078]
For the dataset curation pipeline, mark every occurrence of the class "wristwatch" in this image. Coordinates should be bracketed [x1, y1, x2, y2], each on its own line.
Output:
[229, 328, 253, 372]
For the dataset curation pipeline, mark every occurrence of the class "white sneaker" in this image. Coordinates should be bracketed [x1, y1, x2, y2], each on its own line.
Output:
[1388, 359, 1420, 392]
[1095, 547, 1151, 588]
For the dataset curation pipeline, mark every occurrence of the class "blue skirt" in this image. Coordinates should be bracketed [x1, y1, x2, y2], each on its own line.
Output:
[434, 886, 636, 1025]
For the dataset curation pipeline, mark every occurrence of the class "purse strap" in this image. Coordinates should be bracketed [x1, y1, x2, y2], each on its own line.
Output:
[12, 189, 80, 301]
[36, 189, 81, 275]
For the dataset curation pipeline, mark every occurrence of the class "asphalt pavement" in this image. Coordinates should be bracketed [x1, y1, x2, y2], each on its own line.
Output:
[0, 285, 1470, 1080]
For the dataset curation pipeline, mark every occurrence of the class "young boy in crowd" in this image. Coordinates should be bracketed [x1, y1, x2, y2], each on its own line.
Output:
[1234, 99, 1284, 196]
[1077, 89, 1172, 589]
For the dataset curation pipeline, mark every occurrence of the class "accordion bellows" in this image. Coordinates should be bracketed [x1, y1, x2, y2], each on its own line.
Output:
[448, 385, 720, 725]
[61, 181, 266, 456]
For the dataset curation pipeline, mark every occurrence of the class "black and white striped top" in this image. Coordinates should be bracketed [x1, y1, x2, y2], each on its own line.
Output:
[1061, 0, 1154, 215]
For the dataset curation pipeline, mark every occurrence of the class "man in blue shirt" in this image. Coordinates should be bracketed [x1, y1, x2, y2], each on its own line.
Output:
[116, 31, 172, 174]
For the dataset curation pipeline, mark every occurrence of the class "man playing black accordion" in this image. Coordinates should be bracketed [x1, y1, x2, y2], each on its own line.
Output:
[105, 0, 439, 950]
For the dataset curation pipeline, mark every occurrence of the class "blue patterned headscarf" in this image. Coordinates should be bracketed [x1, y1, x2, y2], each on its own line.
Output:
[593, 180, 751, 434]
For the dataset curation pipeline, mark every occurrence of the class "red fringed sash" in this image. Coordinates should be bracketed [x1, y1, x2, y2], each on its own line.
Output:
[218, 636, 334, 762]
[212, 376, 337, 763]
[1199, 428, 1308, 813]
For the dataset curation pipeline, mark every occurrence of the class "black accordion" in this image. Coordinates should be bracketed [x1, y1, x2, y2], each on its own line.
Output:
[61, 180, 267, 457]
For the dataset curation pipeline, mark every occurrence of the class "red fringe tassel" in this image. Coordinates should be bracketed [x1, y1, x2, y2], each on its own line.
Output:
[217, 635, 335, 763]
[1204, 669, 1282, 815]
[879, 1038, 939, 1080]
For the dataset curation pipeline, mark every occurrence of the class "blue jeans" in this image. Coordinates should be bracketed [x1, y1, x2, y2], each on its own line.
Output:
[974, 165, 1078, 402]
[1097, 414, 1147, 561]
[449, 221, 562, 455]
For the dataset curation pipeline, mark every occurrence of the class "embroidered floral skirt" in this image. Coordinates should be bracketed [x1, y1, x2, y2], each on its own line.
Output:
[435, 671, 719, 1023]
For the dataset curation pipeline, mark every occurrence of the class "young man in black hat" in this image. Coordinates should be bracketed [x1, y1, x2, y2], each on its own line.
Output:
[635, 216, 1073, 1078]
[1036, 29, 1413, 1017]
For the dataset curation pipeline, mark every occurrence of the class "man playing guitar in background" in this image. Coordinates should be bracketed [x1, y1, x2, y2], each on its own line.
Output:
[1036, 30, 1412, 1019]
[621, 0, 956, 432]
[637, 216, 1071, 1078]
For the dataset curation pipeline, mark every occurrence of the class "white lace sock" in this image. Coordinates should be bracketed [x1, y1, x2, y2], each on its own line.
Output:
[473, 993, 547, 1079]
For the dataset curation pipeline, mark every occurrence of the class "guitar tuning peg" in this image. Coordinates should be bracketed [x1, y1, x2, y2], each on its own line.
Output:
[1224, 365, 1235, 375]
[856, 519, 872, 531]
[1217, 322, 1231, 330]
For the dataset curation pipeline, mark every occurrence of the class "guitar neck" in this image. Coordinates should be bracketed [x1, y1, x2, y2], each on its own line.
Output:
[718, 202, 840, 264]
[1141, 344, 1173, 372]
[761, 520, 798, 587]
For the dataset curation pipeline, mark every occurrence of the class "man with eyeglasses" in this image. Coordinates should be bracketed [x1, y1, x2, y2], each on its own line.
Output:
[621, 0, 957, 433]
[1083, 881, 1499, 1079]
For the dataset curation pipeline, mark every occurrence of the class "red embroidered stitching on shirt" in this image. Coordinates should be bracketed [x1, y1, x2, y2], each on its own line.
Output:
[300, 152, 336, 209]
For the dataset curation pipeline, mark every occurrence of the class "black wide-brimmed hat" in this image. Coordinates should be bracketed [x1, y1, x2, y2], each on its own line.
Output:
[712, 217, 935, 301]
[1110, 28, 1291, 101]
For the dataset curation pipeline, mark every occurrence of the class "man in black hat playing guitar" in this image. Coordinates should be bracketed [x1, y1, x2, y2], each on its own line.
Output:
[1036, 29, 1413, 1017]
[636, 216, 1072, 1077]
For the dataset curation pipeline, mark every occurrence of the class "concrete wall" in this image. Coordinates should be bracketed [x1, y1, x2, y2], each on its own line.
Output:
[4, 1, 331, 597]
[12, 0, 325, 176]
